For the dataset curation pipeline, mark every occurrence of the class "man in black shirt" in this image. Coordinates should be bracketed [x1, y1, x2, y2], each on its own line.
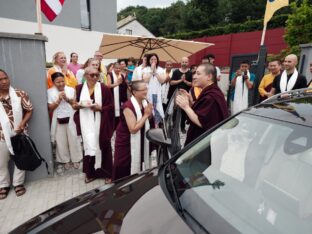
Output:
[270, 54, 307, 96]
[167, 57, 192, 133]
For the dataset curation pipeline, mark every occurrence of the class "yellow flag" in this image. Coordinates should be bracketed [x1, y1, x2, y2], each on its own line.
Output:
[264, 0, 289, 25]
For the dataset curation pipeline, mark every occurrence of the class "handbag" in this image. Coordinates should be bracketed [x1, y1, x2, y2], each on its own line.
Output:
[57, 117, 70, 124]
[10, 134, 50, 174]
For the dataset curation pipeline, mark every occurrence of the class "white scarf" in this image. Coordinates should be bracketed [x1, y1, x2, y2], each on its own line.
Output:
[130, 96, 150, 174]
[233, 71, 250, 115]
[48, 86, 76, 143]
[145, 66, 165, 119]
[280, 69, 298, 93]
[0, 87, 23, 154]
[79, 82, 102, 169]
[112, 71, 121, 117]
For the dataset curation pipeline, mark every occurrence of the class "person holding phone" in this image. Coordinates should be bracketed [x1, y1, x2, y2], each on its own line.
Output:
[230, 60, 255, 115]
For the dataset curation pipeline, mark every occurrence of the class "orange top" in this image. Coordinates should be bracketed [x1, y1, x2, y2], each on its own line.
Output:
[47, 66, 78, 89]
[194, 87, 202, 99]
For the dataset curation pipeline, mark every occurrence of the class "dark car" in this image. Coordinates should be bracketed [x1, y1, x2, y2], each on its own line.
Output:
[11, 88, 312, 234]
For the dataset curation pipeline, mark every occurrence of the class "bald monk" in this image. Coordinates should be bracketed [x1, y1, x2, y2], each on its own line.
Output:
[270, 54, 307, 96]
[176, 63, 228, 146]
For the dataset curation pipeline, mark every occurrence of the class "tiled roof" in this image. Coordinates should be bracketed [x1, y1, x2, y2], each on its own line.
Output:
[117, 15, 137, 29]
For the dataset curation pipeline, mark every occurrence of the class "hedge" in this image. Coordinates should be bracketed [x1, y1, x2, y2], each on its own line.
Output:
[166, 14, 288, 40]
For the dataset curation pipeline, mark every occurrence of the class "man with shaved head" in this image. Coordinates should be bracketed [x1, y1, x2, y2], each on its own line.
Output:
[270, 54, 307, 96]
[167, 57, 192, 133]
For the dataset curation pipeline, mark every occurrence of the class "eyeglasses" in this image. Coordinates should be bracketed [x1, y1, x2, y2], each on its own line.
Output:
[88, 73, 100, 78]
[135, 88, 147, 91]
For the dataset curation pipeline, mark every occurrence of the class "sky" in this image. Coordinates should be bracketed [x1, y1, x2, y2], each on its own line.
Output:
[117, 0, 185, 12]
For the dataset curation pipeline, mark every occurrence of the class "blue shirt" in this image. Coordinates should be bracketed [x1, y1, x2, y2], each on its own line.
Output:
[127, 65, 135, 82]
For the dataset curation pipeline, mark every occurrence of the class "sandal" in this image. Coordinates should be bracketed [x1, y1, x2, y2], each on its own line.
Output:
[14, 185, 26, 197]
[64, 163, 71, 170]
[73, 162, 80, 169]
[0, 187, 10, 200]
[84, 177, 96, 184]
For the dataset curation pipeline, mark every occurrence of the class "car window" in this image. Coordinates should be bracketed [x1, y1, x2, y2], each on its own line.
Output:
[172, 114, 312, 234]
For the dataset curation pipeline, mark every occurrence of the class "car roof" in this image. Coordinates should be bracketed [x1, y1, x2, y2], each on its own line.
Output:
[244, 89, 312, 127]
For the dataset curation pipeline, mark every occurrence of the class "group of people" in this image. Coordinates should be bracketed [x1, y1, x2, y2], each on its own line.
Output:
[1, 49, 311, 200]
[230, 54, 311, 115]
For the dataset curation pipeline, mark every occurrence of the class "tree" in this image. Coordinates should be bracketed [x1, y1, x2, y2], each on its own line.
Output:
[285, 0, 312, 48]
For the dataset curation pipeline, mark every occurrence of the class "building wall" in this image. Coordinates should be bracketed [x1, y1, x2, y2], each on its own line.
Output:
[118, 20, 155, 37]
[189, 28, 288, 67]
[0, 0, 117, 62]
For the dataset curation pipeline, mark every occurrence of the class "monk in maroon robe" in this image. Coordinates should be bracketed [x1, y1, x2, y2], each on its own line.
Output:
[176, 63, 228, 146]
[113, 81, 154, 181]
[107, 62, 128, 129]
[73, 68, 115, 183]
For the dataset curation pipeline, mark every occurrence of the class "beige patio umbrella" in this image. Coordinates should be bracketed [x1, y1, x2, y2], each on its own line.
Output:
[99, 33, 214, 63]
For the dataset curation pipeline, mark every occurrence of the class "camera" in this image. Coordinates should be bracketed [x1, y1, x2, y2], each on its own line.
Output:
[242, 71, 248, 80]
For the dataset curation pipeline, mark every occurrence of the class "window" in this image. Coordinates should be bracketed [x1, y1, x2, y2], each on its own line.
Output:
[125, 29, 132, 35]
[169, 114, 312, 233]
[80, 0, 91, 30]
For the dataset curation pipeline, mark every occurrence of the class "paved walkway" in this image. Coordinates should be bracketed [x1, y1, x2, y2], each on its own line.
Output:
[0, 129, 187, 233]
[0, 168, 109, 234]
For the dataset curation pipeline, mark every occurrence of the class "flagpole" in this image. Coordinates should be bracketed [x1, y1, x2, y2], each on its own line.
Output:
[260, 23, 267, 46]
[36, 0, 43, 34]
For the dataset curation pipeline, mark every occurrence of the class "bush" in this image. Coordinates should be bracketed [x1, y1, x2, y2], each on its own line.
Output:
[165, 15, 288, 39]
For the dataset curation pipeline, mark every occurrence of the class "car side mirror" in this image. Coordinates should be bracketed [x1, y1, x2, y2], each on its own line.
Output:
[146, 129, 171, 147]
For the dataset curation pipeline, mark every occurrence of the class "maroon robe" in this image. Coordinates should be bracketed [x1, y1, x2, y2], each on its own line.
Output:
[184, 83, 229, 146]
[113, 100, 154, 181]
[108, 72, 128, 129]
[74, 83, 115, 179]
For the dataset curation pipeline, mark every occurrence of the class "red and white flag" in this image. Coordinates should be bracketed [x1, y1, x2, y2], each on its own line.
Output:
[41, 0, 65, 22]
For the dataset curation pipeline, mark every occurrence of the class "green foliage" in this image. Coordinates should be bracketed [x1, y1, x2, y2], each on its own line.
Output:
[284, 0, 312, 47]
[268, 0, 312, 60]
[117, 0, 307, 37]
[165, 15, 288, 39]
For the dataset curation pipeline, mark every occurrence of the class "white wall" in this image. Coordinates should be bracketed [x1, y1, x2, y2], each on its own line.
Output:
[118, 20, 155, 38]
[0, 17, 104, 63]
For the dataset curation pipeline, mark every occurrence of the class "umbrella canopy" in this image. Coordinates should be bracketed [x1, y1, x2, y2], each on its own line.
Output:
[99, 33, 214, 63]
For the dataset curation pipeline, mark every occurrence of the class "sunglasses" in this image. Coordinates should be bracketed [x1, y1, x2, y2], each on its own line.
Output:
[89, 73, 100, 78]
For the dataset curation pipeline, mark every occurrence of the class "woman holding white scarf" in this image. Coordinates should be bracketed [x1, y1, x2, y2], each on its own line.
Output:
[73, 67, 114, 184]
[142, 53, 166, 126]
[47, 72, 82, 170]
[107, 62, 128, 129]
[47, 51, 78, 89]
[113, 80, 154, 181]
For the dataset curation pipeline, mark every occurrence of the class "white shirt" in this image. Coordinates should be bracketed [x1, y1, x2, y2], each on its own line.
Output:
[47, 86, 75, 119]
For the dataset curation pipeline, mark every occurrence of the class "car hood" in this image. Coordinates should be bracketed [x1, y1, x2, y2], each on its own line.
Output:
[11, 169, 192, 234]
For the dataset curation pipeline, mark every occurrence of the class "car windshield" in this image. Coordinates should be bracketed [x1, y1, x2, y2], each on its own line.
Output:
[171, 113, 312, 234]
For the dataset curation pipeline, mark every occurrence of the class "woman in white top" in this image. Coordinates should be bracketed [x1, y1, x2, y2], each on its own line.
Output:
[142, 53, 166, 126]
[76, 58, 101, 85]
[47, 72, 83, 169]
[132, 54, 149, 81]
